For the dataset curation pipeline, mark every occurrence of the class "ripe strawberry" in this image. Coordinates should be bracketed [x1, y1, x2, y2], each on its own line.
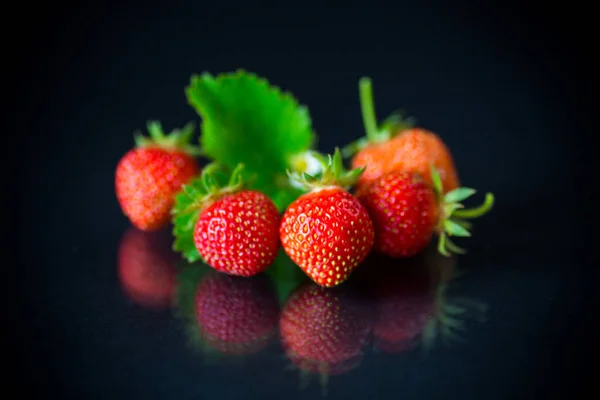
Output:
[173, 163, 280, 276]
[280, 282, 371, 393]
[356, 171, 437, 257]
[194, 270, 279, 355]
[117, 227, 178, 309]
[342, 77, 459, 192]
[280, 148, 375, 287]
[357, 167, 494, 257]
[116, 121, 201, 231]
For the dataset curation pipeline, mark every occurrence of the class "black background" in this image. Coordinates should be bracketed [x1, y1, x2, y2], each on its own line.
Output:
[15, 1, 595, 399]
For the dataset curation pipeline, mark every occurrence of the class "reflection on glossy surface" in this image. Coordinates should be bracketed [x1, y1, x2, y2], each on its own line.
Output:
[359, 249, 487, 354]
[117, 227, 178, 309]
[173, 246, 487, 394]
[368, 256, 437, 353]
[280, 282, 372, 394]
[178, 267, 280, 357]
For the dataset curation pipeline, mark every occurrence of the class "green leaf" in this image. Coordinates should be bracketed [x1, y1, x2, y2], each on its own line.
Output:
[444, 220, 472, 237]
[186, 70, 315, 211]
[444, 187, 476, 203]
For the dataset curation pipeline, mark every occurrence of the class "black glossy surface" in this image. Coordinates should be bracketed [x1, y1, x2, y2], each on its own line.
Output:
[18, 2, 594, 399]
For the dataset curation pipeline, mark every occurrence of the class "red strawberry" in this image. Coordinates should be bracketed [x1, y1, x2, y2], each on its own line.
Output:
[280, 282, 371, 393]
[194, 270, 279, 355]
[117, 227, 178, 309]
[342, 77, 459, 193]
[116, 121, 201, 231]
[174, 163, 280, 276]
[280, 148, 375, 287]
[357, 168, 494, 257]
[356, 171, 438, 257]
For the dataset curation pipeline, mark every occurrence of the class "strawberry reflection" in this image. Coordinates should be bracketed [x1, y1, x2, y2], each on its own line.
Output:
[117, 227, 178, 309]
[178, 265, 280, 357]
[280, 282, 372, 394]
[358, 248, 487, 354]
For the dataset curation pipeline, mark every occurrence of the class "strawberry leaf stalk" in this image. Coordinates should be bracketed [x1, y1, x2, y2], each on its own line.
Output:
[430, 166, 495, 256]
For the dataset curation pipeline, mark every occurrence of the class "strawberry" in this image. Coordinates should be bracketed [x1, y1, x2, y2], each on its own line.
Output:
[115, 121, 201, 231]
[357, 167, 494, 257]
[173, 163, 280, 276]
[194, 270, 279, 355]
[280, 148, 375, 287]
[117, 227, 178, 309]
[342, 77, 459, 192]
[279, 282, 371, 393]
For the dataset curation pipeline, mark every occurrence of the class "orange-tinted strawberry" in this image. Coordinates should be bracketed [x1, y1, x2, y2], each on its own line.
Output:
[352, 128, 460, 191]
[173, 163, 280, 276]
[343, 77, 459, 192]
[280, 149, 374, 287]
[280, 282, 371, 393]
[117, 227, 178, 309]
[116, 121, 201, 231]
[194, 271, 279, 355]
[357, 168, 494, 257]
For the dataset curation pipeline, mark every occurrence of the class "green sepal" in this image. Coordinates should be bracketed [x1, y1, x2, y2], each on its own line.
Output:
[185, 69, 316, 212]
[444, 187, 476, 203]
[287, 148, 365, 191]
[341, 77, 416, 158]
[431, 166, 495, 256]
[134, 120, 203, 156]
[443, 220, 471, 237]
[171, 162, 246, 262]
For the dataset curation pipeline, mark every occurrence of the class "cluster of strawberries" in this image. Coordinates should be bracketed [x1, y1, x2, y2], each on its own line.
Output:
[116, 77, 493, 288]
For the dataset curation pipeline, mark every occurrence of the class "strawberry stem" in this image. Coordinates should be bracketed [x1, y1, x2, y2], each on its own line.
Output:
[359, 77, 382, 142]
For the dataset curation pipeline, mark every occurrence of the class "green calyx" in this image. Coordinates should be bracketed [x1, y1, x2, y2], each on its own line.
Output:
[171, 162, 247, 262]
[430, 166, 495, 257]
[134, 120, 203, 156]
[286, 147, 365, 191]
[341, 77, 416, 158]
